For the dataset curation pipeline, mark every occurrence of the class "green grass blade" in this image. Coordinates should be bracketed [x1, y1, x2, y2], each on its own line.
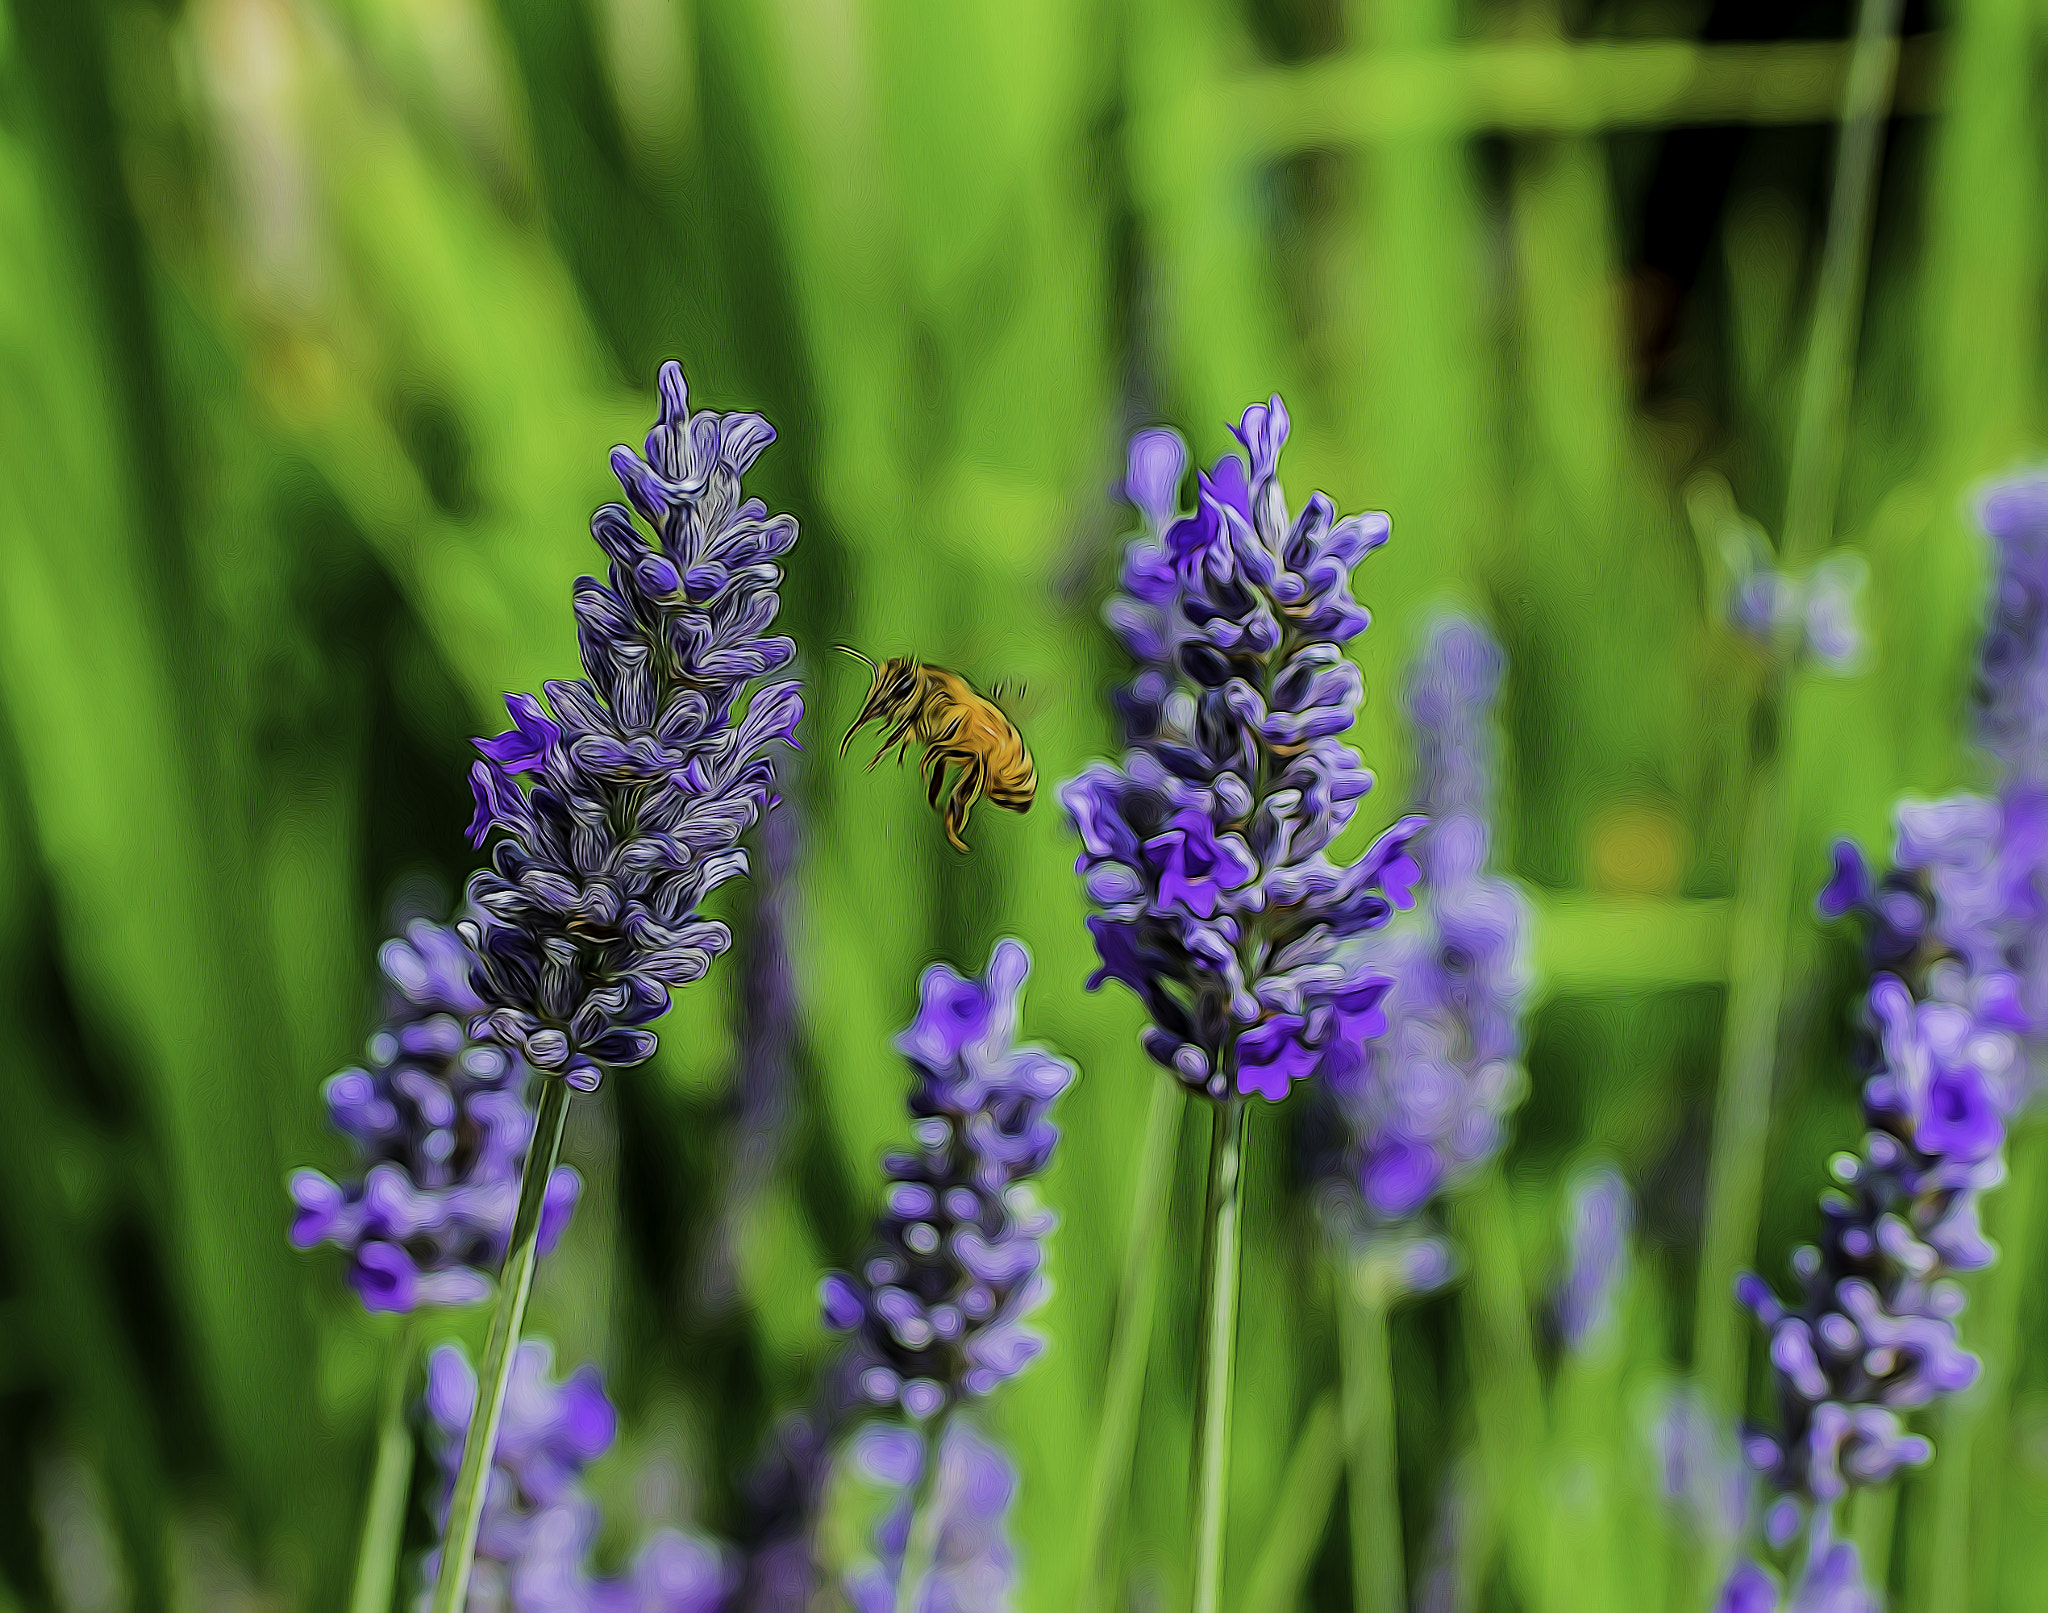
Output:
[348, 1318, 420, 1613]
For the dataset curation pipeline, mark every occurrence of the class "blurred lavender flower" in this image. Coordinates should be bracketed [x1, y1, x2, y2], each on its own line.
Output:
[1726, 547, 1868, 672]
[1977, 472, 2048, 783]
[288, 918, 581, 1313]
[462, 362, 802, 1093]
[821, 940, 1073, 1419]
[1065, 400, 1423, 1102]
[1556, 1164, 1633, 1354]
[421, 1341, 731, 1612]
[1658, 1388, 1750, 1553]
[839, 1422, 1018, 1613]
[1718, 1530, 1879, 1613]
[1318, 617, 1532, 1285]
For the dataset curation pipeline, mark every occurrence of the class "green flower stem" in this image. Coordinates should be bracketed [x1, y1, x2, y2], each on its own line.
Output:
[1190, 1097, 1249, 1613]
[1339, 1259, 1402, 1613]
[1922, 1111, 2048, 1613]
[1076, 1074, 1184, 1613]
[894, 1416, 951, 1613]
[1689, 0, 1904, 1418]
[428, 1074, 573, 1613]
[348, 1315, 420, 1613]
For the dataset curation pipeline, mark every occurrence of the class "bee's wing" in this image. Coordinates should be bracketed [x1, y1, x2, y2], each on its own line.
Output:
[984, 675, 1044, 724]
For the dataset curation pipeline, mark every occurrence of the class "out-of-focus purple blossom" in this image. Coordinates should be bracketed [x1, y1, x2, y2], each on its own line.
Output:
[288, 919, 581, 1313]
[1556, 1164, 1633, 1354]
[420, 1341, 732, 1612]
[1716, 1531, 1880, 1613]
[822, 941, 1072, 1419]
[1658, 1388, 1751, 1551]
[700, 788, 805, 1317]
[1065, 399, 1423, 1102]
[461, 363, 801, 1094]
[840, 1421, 1019, 1613]
[1317, 617, 1532, 1290]
[1977, 473, 2048, 783]
[1723, 525, 1867, 673]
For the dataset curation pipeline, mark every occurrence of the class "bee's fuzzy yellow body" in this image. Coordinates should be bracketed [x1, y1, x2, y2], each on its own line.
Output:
[837, 652, 1036, 852]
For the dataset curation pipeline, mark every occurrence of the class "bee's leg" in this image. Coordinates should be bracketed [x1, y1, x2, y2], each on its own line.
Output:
[866, 715, 916, 771]
[924, 748, 951, 810]
[944, 760, 986, 853]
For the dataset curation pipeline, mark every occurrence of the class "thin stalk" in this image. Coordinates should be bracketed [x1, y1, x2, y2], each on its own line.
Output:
[348, 1316, 420, 1613]
[428, 1075, 573, 1613]
[1689, 0, 1904, 1416]
[894, 1418, 950, 1613]
[1923, 1112, 2048, 1613]
[1076, 1074, 1184, 1613]
[1190, 1098, 1249, 1613]
[1339, 1261, 1402, 1613]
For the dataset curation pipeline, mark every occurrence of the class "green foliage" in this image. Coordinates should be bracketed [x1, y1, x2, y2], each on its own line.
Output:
[0, 1, 2044, 1610]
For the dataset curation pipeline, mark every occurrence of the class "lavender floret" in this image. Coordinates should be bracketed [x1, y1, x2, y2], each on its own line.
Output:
[1556, 1164, 1633, 1354]
[840, 1422, 1019, 1613]
[421, 1340, 731, 1612]
[1065, 400, 1423, 1102]
[462, 363, 802, 1092]
[288, 918, 581, 1313]
[822, 940, 1073, 1418]
[1318, 618, 1532, 1283]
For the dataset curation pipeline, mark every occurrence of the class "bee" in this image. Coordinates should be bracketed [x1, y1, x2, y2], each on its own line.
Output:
[836, 648, 1036, 852]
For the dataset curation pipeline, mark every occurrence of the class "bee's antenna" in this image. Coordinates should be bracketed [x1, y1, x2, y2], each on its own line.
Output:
[833, 644, 878, 672]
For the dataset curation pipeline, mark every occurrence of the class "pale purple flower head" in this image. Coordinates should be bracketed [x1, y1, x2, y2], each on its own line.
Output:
[287, 918, 581, 1313]
[1977, 472, 2048, 783]
[841, 1421, 1018, 1613]
[1727, 552, 1866, 671]
[1065, 398, 1423, 1102]
[822, 940, 1073, 1418]
[421, 1340, 732, 1612]
[1556, 1164, 1633, 1353]
[461, 363, 801, 1093]
[1319, 618, 1532, 1285]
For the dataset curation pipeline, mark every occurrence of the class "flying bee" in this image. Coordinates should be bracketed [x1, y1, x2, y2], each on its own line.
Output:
[836, 648, 1036, 853]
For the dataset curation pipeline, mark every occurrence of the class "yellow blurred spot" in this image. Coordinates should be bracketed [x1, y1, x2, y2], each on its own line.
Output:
[1587, 801, 1687, 896]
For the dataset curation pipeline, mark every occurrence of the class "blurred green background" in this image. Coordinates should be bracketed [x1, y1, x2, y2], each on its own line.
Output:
[0, 0, 2043, 1609]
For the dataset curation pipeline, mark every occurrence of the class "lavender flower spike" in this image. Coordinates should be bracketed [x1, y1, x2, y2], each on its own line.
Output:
[1066, 399, 1423, 1102]
[822, 939, 1074, 1420]
[462, 362, 802, 1092]
[421, 1340, 732, 1612]
[1319, 616, 1533, 1287]
[289, 917, 580, 1312]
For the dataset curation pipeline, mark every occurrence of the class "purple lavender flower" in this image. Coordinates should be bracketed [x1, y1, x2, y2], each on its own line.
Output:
[421, 1341, 732, 1612]
[1977, 473, 2048, 781]
[461, 363, 802, 1093]
[1065, 400, 1423, 1102]
[1731, 838, 2019, 1589]
[840, 1421, 1019, 1613]
[1716, 504, 1866, 672]
[822, 940, 1073, 1419]
[1319, 617, 1532, 1282]
[1556, 1164, 1633, 1354]
[288, 918, 581, 1313]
